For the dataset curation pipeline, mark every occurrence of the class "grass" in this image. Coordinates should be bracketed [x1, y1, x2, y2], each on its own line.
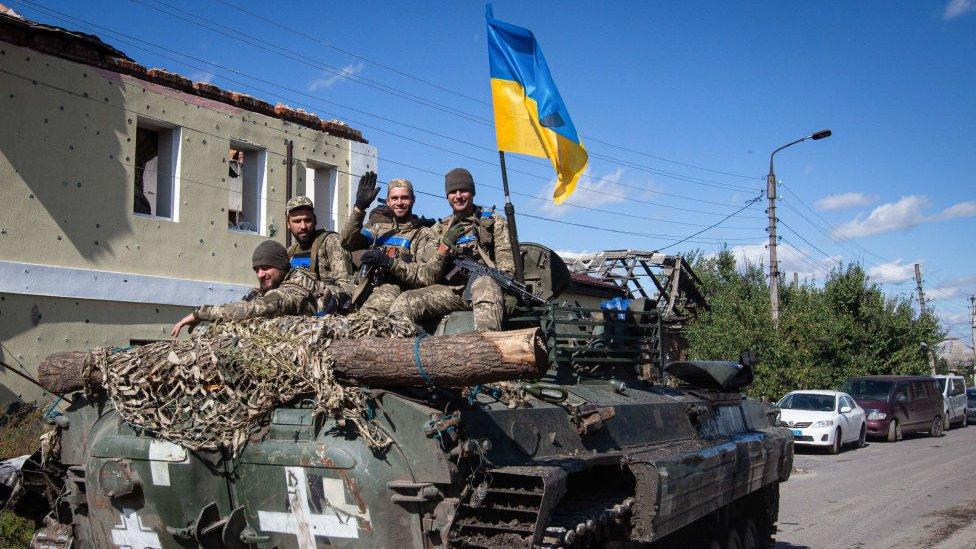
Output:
[0, 404, 48, 548]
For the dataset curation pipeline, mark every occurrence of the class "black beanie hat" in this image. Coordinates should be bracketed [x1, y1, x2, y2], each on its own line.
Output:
[251, 240, 290, 270]
[445, 168, 475, 195]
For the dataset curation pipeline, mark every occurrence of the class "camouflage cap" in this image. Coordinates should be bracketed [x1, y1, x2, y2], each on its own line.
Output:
[387, 178, 414, 197]
[285, 195, 314, 215]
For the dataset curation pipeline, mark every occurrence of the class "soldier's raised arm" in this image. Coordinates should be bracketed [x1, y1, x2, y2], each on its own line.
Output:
[341, 171, 379, 252]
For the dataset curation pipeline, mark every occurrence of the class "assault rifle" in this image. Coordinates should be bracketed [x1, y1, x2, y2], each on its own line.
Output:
[451, 257, 546, 306]
[350, 263, 383, 309]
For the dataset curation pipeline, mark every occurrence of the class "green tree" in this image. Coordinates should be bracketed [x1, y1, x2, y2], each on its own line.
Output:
[684, 250, 944, 400]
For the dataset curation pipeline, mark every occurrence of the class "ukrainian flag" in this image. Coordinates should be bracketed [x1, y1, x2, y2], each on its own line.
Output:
[486, 6, 588, 204]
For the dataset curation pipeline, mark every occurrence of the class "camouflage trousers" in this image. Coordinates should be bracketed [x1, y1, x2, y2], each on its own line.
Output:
[389, 277, 503, 332]
[359, 283, 402, 315]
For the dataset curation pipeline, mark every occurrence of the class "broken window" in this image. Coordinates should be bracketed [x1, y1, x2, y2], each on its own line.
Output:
[305, 161, 339, 231]
[228, 144, 267, 233]
[133, 120, 180, 219]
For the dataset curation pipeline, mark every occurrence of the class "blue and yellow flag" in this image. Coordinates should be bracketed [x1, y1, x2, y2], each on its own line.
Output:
[486, 6, 588, 204]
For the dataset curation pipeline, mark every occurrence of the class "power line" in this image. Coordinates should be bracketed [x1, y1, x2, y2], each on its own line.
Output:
[121, 0, 760, 193]
[206, 0, 762, 183]
[778, 219, 842, 266]
[655, 193, 764, 252]
[12, 0, 765, 216]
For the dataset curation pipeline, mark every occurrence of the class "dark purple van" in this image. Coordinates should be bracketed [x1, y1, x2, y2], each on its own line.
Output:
[840, 376, 944, 442]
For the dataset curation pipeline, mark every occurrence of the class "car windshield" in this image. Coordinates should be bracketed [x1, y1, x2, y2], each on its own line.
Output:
[777, 393, 836, 412]
[841, 379, 894, 401]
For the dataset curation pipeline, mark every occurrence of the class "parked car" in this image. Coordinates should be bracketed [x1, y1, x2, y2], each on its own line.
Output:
[840, 376, 945, 442]
[776, 390, 866, 454]
[933, 374, 968, 428]
[967, 388, 976, 424]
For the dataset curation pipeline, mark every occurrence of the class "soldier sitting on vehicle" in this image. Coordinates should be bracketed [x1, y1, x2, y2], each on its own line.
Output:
[389, 168, 513, 332]
[170, 240, 333, 336]
[340, 171, 440, 313]
[284, 195, 355, 310]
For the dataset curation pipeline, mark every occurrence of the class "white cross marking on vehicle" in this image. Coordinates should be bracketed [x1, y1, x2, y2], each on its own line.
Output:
[147, 440, 190, 486]
[111, 508, 162, 549]
[257, 467, 361, 547]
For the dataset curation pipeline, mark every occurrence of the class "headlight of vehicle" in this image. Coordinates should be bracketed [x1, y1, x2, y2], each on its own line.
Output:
[812, 420, 834, 428]
[867, 410, 887, 420]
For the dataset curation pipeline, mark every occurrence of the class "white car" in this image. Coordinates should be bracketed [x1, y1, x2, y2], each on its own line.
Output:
[776, 390, 867, 454]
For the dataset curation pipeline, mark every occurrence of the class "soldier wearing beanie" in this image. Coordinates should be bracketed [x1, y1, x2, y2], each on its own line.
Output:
[170, 240, 334, 336]
[339, 171, 441, 314]
[389, 167, 514, 332]
[284, 195, 354, 305]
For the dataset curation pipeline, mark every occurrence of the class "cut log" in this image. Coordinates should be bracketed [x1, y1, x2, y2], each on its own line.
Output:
[36, 328, 548, 393]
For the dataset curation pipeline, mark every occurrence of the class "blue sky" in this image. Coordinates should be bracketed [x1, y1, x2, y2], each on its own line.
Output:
[12, 0, 976, 340]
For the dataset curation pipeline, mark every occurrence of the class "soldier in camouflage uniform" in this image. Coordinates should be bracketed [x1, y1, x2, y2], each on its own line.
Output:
[340, 172, 440, 313]
[389, 168, 513, 332]
[284, 195, 355, 311]
[171, 240, 326, 336]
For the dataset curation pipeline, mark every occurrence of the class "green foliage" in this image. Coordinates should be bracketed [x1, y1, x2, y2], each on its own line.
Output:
[685, 249, 945, 400]
[0, 510, 33, 548]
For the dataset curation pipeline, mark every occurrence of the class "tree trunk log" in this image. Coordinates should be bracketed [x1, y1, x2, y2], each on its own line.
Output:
[36, 328, 547, 393]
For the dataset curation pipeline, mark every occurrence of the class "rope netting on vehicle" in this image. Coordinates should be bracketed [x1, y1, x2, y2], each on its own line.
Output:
[85, 313, 419, 454]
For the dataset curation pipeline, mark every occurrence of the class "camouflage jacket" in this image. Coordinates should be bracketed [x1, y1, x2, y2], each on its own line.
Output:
[433, 205, 514, 286]
[287, 229, 354, 285]
[193, 268, 321, 322]
[340, 207, 443, 288]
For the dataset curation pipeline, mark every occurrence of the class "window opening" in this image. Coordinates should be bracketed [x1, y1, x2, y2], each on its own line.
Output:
[228, 144, 267, 234]
[305, 162, 339, 231]
[133, 121, 180, 219]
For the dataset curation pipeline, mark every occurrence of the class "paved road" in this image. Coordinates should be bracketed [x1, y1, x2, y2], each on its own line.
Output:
[775, 423, 976, 549]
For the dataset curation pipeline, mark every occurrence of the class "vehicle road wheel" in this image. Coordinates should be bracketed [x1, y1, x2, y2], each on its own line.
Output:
[886, 420, 900, 442]
[738, 519, 759, 549]
[725, 526, 743, 549]
[828, 428, 841, 454]
[963, 414, 968, 428]
[857, 423, 866, 448]
[931, 416, 945, 437]
[944, 414, 951, 431]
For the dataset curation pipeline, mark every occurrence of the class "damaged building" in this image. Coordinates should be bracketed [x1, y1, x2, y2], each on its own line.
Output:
[0, 9, 375, 405]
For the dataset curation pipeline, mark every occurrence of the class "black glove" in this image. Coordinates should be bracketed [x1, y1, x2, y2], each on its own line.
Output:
[355, 171, 380, 212]
[360, 249, 393, 268]
[441, 221, 467, 253]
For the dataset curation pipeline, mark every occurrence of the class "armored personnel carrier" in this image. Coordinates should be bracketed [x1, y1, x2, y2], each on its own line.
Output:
[8, 246, 792, 548]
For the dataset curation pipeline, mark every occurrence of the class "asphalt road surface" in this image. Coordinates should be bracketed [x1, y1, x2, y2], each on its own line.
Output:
[775, 422, 976, 549]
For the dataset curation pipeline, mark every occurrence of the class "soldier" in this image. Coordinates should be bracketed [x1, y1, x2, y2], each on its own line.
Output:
[340, 171, 440, 313]
[389, 168, 513, 332]
[284, 195, 355, 309]
[171, 240, 328, 336]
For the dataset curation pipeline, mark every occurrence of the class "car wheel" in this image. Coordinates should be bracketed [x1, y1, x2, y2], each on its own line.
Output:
[828, 428, 841, 454]
[725, 525, 743, 549]
[857, 423, 866, 448]
[944, 414, 951, 430]
[886, 420, 900, 442]
[931, 416, 945, 437]
[963, 413, 968, 428]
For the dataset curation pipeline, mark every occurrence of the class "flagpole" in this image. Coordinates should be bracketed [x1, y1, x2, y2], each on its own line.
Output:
[498, 151, 525, 283]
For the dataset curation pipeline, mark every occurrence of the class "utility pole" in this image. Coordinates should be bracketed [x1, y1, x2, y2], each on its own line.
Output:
[766, 171, 780, 326]
[914, 263, 936, 374]
[766, 129, 831, 327]
[970, 295, 976, 385]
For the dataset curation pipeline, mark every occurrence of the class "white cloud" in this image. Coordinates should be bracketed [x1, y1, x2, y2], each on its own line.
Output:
[189, 70, 214, 84]
[307, 62, 364, 92]
[833, 195, 976, 239]
[945, 0, 976, 19]
[928, 286, 962, 300]
[814, 192, 876, 211]
[867, 259, 919, 284]
[726, 241, 841, 281]
[540, 167, 630, 217]
[927, 274, 976, 302]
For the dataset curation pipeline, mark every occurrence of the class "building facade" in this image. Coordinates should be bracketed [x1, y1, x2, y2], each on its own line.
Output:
[0, 13, 374, 405]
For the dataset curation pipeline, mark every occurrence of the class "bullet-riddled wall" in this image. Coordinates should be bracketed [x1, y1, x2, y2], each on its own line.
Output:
[0, 24, 376, 405]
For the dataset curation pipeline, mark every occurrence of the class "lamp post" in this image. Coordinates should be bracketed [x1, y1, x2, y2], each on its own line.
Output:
[767, 129, 831, 327]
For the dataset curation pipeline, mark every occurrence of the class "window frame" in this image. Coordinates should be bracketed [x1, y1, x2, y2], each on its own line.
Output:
[132, 118, 182, 222]
[227, 141, 269, 236]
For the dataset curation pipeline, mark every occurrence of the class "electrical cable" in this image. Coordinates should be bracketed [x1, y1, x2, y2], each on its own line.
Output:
[9, 0, 768, 218]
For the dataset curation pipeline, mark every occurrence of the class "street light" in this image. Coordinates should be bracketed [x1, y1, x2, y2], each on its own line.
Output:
[767, 129, 832, 326]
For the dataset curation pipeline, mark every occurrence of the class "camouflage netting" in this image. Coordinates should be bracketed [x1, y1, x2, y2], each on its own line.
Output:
[87, 313, 419, 454]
